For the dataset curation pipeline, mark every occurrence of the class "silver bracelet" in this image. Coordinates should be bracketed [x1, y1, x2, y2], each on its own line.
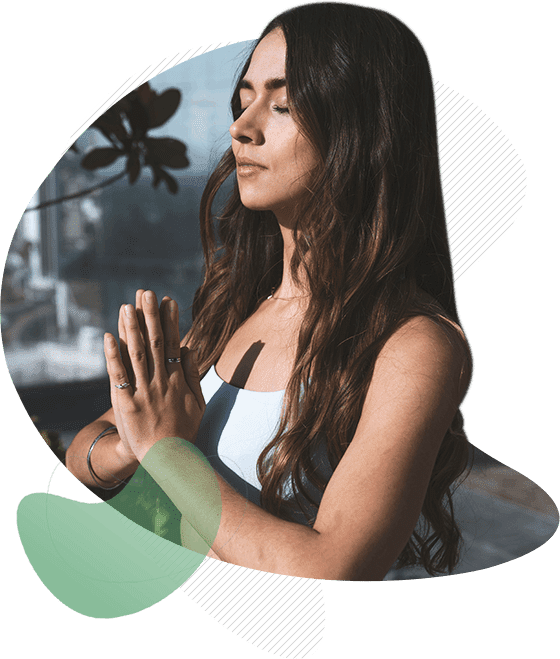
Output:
[86, 425, 124, 490]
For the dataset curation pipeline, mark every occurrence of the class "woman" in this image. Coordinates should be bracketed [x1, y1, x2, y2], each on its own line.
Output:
[67, 2, 472, 580]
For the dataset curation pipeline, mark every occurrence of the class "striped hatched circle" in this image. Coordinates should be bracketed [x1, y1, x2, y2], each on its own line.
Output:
[184, 558, 325, 658]
[436, 83, 526, 279]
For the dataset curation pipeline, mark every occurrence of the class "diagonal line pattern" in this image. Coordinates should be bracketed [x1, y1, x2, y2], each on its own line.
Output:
[65, 43, 233, 155]
[184, 558, 325, 657]
[435, 83, 526, 280]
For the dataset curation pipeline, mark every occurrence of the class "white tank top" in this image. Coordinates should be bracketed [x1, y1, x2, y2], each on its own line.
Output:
[197, 365, 332, 520]
[197, 365, 286, 508]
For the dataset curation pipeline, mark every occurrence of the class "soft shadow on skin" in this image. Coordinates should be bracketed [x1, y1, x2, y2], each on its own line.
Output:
[228, 340, 265, 389]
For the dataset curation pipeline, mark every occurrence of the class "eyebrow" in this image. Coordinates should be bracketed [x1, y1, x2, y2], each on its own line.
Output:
[239, 77, 286, 91]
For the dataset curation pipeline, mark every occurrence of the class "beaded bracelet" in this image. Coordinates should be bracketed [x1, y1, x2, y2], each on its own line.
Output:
[86, 425, 125, 490]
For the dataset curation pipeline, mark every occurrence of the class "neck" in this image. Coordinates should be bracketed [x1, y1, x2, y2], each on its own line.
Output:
[271, 222, 310, 301]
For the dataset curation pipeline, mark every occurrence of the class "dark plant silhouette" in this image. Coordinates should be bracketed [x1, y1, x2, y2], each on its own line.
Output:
[25, 82, 189, 212]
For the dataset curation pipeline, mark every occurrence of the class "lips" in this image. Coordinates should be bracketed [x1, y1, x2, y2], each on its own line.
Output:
[236, 158, 267, 169]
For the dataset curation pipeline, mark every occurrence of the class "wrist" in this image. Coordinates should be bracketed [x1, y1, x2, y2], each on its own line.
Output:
[114, 434, 140, 467]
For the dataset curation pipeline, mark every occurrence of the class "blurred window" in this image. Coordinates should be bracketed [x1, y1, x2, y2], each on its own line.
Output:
[2, 43, 247, 390]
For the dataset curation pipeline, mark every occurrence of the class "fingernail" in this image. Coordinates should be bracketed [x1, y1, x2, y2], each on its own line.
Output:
[168, 300, 176, 313]
[146, 291, 155, 303]
[125, 304, 134, 317]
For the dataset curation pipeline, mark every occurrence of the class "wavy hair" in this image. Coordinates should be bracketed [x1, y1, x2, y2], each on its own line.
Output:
[188, 2, 473, 576]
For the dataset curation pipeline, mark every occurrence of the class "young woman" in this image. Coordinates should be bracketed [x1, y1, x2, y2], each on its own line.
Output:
[67, 3, 472, 581]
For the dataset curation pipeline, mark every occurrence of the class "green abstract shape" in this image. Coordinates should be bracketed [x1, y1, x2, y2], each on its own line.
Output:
[17, 438, 222, 618]
[17, 493, 201, 618]
[141, 437, 223, 555]
[113, 510, 205, 588]
[107, 463, 184, 546]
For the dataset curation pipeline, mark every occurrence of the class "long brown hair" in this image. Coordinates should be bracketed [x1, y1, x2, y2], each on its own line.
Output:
[188, 2, 473, 576]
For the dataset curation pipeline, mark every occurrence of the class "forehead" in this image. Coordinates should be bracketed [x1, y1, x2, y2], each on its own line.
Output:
[244, 28, 286, 83]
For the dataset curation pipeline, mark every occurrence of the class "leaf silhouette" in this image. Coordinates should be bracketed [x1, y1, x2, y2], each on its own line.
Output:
[127, 152, 141, 184]
[81, 147, 124, 170]
[145, 137, 189, 169]
[28, 82, 189, 214]
[91, 109, 128, 144]
[124, 97, 151, 139]
[150, 164, 178, 194]
[160, 169, 178, 194]
[148, 88, 181, 129]
[135, 82, 156, 106]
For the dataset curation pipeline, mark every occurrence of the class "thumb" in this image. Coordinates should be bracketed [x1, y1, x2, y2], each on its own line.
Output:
[181, 347, 205, 409]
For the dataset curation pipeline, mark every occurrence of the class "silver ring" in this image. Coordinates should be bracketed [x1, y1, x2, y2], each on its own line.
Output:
[167, 357, 181, 363]
[114, 382, 130, 389]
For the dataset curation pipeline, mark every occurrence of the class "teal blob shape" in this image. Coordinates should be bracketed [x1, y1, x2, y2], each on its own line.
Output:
[17, 491, 204, 618]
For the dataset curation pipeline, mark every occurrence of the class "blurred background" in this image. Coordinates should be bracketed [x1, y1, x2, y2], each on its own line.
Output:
[1, 41, 251, 453]
[1, 41, 557, 577]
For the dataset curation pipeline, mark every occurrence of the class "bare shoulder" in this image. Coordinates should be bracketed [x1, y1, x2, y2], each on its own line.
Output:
[373, 314, 471, 409]
[382, 314, 468, 360]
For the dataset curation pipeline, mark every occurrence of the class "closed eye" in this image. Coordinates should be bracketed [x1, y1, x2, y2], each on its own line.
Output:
[234, 104, 289, 120]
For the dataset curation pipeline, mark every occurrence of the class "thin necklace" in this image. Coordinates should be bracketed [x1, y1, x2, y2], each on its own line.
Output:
[267, 287, 311, 301]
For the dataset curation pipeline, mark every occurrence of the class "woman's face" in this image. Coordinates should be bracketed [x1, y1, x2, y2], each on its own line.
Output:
[229, 28, 319, 222]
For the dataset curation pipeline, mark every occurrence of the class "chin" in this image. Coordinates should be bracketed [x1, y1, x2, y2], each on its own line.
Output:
[238, 193, 274, 212]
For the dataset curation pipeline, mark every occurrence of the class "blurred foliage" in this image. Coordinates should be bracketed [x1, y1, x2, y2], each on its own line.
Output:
[25, 81, 191, 213]
[71, 82, 189, 194]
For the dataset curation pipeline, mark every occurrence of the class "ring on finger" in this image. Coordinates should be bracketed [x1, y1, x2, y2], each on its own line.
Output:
[115, 382, 131, 389]
[167, 357, 181, 363]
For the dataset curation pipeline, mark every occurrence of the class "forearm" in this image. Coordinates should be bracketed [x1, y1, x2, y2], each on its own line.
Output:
[213, 473, 325, 576]
[141, 437, 328, 578]
[66, 421, 139, 489]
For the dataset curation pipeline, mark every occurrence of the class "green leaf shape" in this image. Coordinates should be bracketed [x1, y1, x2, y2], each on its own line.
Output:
[17, 492, 204, 618]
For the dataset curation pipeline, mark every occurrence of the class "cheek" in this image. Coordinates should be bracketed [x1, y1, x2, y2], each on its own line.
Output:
[291, 135, 319, 176]
[292, 154, 318, 190]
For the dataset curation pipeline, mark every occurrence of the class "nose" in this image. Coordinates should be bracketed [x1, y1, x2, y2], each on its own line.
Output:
[229, 105, 264, 145]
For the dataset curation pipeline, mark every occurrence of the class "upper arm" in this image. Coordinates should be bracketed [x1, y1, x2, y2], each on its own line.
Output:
[312, 316, 470, 580]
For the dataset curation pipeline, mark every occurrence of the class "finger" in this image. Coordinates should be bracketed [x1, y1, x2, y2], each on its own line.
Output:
[142, 290, 165, 381]
[104, 333, 133, 396]
[182, 347, 205, 411]
[123, 303, 149, 388]
[160, 295, 172, 328]
[159, 296, 171, 349]
[162, 298, 182, 376]
[118, 305, 135, 389]
[135, 289, 146, 341]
